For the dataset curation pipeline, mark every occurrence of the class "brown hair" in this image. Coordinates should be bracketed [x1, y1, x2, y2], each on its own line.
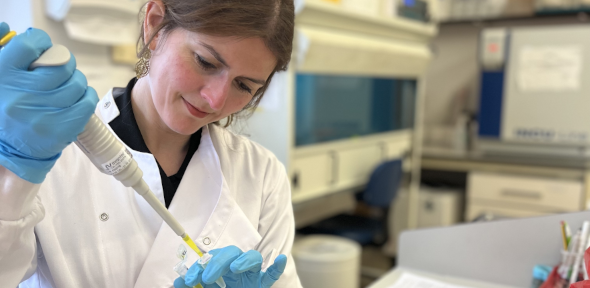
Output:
[138, 0, 294, 126]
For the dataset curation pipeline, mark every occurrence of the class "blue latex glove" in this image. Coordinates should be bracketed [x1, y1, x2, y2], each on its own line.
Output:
[0, 22, 9, 38]
[174, 246, 288, 288]
[0, 23, 98, 183]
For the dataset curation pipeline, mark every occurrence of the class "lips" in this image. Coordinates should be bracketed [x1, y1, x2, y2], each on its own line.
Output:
[182, 97, 209, 119]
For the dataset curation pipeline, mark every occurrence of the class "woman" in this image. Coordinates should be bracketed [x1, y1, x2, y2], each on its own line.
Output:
[0, 0, 301, 287]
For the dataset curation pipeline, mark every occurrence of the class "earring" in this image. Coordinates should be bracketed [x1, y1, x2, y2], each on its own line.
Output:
[135, 49, 151, 79]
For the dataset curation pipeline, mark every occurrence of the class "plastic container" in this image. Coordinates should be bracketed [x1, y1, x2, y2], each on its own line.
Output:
[292, 235, 361, 288]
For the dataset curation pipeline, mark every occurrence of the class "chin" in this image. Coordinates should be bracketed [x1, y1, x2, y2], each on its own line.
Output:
[167, 116, 204, 136]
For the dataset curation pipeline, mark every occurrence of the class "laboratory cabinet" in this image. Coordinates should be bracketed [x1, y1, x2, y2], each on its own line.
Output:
[291, 131, 412, 203]
[239, 0, 437, 229]
[466, 171, 584, 221]
[466, 203, 548, 219]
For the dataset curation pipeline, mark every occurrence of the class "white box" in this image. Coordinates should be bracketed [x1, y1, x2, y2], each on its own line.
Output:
[386, 186, 463, 254]
[502, 26, 590, 146]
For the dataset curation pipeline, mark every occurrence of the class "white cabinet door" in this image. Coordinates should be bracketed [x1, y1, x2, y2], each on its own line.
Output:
[385, 141, 409, 159]
[291, 153, 334, 199]
[336, 145, 382, 188]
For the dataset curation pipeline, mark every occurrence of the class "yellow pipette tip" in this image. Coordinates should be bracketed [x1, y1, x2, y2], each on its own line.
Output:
[0, 31, 16, 47]
[182, 235, 204, 288]
[182, 234, 204, 257]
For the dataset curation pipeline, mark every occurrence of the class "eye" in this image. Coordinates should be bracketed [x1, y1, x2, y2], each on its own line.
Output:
[195, 54, 216, 70]
[236, 80, 253, 95]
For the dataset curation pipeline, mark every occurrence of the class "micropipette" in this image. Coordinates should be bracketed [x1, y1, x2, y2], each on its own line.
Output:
[2, 30, 198, 248]
[0, 31, 70, 67]
[1, 30, 225, 287]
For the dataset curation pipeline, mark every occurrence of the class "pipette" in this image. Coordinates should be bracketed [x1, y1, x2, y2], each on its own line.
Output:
[76, 115, 223, 288]
[0, 31, 70, 67]
[1, 30, 225, 287]
[2, 30, 200, 248]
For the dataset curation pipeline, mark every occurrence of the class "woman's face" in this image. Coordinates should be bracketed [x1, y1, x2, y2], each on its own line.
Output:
[146, 28, 276, 135]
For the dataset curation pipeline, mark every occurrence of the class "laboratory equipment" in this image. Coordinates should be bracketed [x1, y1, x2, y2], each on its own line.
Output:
[398, 0, 429, 22]
[0, 31, 70, 68]
[477, 25, 590, 158]
[0, 26, 97, 184]
[75, 115, 193, 241]
[72, 62, 213, 274]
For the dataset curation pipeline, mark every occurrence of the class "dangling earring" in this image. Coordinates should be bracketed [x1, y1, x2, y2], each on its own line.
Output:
[135, 49, 151, 79]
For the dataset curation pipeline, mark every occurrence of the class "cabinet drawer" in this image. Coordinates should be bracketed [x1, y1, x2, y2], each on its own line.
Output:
[468, 172, 583, 212]
[385, 139, 410, 159]
[292, 153, 333, 196]
[337, 145, 382, 187]
[466, 202, 552, 222]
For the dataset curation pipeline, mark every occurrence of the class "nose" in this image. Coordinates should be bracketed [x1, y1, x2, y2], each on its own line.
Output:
[201, 73, 231, 111]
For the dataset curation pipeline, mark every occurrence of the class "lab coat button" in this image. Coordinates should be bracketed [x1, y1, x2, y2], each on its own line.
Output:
[203, 237, 211, 245]
[99, 213, 109, 221]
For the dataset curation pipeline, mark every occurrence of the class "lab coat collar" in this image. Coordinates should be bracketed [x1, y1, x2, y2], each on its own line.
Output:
[97, 88, 121, 124]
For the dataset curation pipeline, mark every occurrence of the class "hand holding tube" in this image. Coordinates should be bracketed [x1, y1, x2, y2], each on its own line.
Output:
[174, 246, 287, 288]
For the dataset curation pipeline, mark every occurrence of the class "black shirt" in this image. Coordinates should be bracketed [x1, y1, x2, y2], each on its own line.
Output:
[109, 78, 202, 208]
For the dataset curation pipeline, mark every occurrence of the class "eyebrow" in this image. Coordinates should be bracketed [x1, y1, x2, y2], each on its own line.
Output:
[243, 77, 267, 86]
[199, 41, 230, 68]
[199, 41, 268, 86]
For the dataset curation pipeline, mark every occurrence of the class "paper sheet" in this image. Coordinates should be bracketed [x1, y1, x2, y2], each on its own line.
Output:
[387, 272, 471, 288]
[517, 45, 582, 92]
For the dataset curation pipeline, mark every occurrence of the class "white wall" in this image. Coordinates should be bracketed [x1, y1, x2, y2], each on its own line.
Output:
[423, 23, 480, 128]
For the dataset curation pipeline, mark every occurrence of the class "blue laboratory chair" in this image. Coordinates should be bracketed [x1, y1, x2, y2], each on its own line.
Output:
[298, 159, 403, 246]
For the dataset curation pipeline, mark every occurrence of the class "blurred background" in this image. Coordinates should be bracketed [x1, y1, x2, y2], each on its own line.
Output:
[5, 0, 590, 287]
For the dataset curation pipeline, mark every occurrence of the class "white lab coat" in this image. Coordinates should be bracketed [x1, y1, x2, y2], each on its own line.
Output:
[0, 89, 302, 288]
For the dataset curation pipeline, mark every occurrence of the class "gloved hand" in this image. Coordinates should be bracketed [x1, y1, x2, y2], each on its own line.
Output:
[0, 23, 98, 183]
[174, 246, 287, 288]
[0, 22, 9, 40]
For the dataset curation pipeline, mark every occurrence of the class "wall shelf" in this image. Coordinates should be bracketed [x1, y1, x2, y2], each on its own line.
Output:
[297, 0, 437, 43]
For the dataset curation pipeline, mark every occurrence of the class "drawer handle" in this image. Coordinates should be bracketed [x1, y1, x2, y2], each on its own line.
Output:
[501, 189, 542, 200]
[292, 171, 300, 190]
[330, 151, 339, 185]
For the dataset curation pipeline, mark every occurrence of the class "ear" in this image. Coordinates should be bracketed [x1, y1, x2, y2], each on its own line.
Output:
[143, 0, 166, 51]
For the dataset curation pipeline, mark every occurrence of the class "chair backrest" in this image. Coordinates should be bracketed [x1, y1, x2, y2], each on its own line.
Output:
[363, 159, 403, 208]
